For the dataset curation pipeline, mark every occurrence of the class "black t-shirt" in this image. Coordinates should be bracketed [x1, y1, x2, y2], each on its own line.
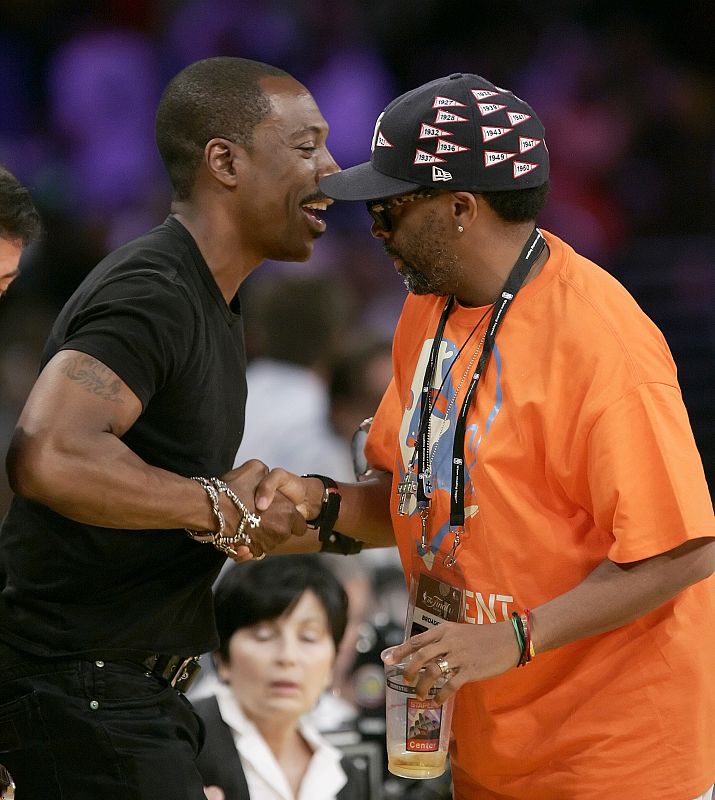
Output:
[0, 216, 246, 659]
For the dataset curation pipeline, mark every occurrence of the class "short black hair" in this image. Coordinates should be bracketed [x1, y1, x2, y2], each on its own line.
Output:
[213, 554, 349, 661]
[478, 181, 549, 223]
[155, 56, 290, 200]
[0, 165, 41, 245]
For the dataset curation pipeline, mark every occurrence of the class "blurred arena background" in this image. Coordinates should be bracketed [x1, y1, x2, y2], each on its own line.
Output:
[0, 0, 713, 517]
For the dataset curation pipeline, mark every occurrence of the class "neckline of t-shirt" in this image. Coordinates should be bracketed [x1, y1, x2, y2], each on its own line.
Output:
[165, 215, 242, 326]
[445, 229, 559, 328]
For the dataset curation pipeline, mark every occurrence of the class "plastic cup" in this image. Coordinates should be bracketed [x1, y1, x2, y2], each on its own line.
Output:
[384, 661, 455, 779]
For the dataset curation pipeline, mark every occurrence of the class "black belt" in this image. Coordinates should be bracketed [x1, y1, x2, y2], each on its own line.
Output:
[141, 653, 201, 693]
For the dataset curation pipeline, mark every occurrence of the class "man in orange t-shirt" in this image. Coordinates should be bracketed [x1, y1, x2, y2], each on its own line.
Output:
[256, 72, 715, 799]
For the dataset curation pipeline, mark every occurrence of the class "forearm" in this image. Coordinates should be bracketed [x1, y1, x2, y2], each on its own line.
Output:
[302, 470, 395, 547]
[531, 536, 715, 653]
[386, 536, 715, 699]
[8, 427, 217, 531]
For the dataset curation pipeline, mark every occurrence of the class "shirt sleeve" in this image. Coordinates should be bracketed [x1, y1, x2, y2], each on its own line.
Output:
[365, 376, 402, 474]
[587, 381, 715, 563]
[59, 271, 195, 409]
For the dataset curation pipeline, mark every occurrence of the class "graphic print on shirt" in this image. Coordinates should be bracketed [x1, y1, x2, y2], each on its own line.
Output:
[398, 335, 503, 560]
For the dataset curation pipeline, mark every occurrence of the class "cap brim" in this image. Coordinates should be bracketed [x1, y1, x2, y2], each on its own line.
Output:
[320, 161, 422, 202]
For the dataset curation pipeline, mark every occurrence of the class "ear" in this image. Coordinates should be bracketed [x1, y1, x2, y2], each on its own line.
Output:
[213, 651, 231, 683]
[204, 137, 243, 189]
[450, 191, 479, 230]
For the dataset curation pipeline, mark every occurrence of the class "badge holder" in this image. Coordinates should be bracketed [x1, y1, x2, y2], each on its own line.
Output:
[404, 549, 464, 639]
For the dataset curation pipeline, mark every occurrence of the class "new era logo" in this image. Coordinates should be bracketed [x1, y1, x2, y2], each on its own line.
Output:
[432, 166, 453, 181]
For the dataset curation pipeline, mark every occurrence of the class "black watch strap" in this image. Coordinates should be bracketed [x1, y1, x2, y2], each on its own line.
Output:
[320, 531, 363, 555]
[303, 474, 341, 538]
[302, 474, 363, 554]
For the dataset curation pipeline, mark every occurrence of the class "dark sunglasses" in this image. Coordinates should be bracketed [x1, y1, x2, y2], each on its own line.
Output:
[366, 189, 436, 231]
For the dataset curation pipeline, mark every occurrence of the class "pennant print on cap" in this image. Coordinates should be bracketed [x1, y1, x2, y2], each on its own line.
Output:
[375, 132, 393, 148]
[370, 111, 385, 153]
[477, 102, 507, 117]
[419, 123, 453, 139]
[414, 149, 447, 165]
[433, 95, 467, 108]
[435, 139, 470, 154]
[484, 150, 516, 167]
[519, 136, 541, 153]
[482, 125, 512, 142]
[513, 160, 538, 178]
[434, 109, 468, 124]
[507, 111, 531, 126]
[471, 89, 499, 101]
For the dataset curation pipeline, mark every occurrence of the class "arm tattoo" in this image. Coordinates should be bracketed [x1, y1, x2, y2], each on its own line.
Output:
[60, 354, 125, 403]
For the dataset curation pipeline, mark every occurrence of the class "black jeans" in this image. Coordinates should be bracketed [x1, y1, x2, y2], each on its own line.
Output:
[0, 642, 206, 799]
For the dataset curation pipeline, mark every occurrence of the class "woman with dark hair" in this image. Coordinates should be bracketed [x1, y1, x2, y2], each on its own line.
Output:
[195, 555, 369, 800]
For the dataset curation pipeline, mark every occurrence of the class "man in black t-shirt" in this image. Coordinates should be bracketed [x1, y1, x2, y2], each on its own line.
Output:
[0, 58, 338, 799]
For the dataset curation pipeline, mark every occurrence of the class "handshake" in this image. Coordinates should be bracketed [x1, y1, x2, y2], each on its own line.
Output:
[193, 460, 358, 561]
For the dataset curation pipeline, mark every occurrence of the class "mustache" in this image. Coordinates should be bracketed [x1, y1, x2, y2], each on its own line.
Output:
[300, 190, 330, 205]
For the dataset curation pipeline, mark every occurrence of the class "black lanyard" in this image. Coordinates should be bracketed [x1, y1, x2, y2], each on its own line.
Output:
[415, 296, 454, 502]
[415, 228, 546, 525]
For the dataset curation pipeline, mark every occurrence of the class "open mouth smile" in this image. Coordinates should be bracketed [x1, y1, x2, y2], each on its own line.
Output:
[300, 197, 332, 233]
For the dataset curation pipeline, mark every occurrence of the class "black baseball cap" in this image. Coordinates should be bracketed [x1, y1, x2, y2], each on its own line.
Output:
[320, 72, 548, 202]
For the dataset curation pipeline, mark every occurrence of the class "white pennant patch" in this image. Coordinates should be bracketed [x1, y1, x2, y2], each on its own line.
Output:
[432, 95, 467, 108]
[435, 139, 470, 154]
[477, 102, 507, 116]
[507, 111, 531, 126]
[484, 150, 516, 167]
[519, 136, 540, 153]
[370, 112, 385, 153]
[375, 132, 393, 148]
[434, 109, 468, 123]
[481, 125, 512, 142]
[413, 149, 447, 165]
[513, 160, 538, 178]
[471, 89, 498, 101]
[419, 123, 453, 139]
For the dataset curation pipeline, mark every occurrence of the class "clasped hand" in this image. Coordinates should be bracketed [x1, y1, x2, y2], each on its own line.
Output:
[218, 460, 308, 561]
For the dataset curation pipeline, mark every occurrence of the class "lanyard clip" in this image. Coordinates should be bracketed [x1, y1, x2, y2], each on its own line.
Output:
[419, 470, 433, 499]
[443, 526, 463, 567]
[418, 503, 430, 553]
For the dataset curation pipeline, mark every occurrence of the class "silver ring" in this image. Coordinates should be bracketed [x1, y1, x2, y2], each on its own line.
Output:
[437, 658, 450, 676]
[253, 551, 266, 561]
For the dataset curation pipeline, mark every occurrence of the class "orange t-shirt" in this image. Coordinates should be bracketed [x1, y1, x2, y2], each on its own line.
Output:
[366, 230, 715, 799]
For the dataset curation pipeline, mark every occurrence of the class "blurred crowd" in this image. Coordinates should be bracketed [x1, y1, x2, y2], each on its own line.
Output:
[1, 1, 713, 514]
[0, 2, 712, 796]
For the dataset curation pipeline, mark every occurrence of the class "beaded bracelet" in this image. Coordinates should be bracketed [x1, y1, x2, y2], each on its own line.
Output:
[510, 611, 526, 666]
[511, 610, 535, 667]
[523, 608, 536, 659]
[185, 476, 261, 555]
